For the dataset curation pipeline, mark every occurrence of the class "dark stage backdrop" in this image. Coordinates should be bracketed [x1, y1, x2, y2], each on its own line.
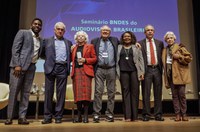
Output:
[192, 0, 200, 114]
[0, 0, 21, 119]
[0, 0, 21, 83]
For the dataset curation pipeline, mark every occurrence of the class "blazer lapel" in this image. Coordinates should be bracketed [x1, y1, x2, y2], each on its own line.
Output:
[50, 37, 56, 58]
[154, 39, 160, 58]
[141, 39, 147, 57]
[38, 38, 43, 56]
[172, 44, 180, 54]
[143, 39, 147, 53]
[64, 39, 69, 55]
[96, 38, 101, 55]
[73, 45, 78, 60]
[109, 37, 117, 51]
[140, 39, 147, 66]
[83, 44, 89, 57]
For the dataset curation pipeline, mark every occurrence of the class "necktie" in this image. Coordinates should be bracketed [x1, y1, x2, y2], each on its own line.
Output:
[104, 41, 108, 65]
[149, 39, 156, 65]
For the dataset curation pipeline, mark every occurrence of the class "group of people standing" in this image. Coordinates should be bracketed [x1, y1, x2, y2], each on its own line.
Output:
[4, 18, 192, 125]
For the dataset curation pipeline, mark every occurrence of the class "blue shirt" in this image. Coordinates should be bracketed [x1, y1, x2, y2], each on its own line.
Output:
[54, 37, 67, 62]
[98, 39, 115, 67]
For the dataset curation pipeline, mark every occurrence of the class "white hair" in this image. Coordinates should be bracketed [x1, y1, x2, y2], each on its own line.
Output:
[100, 25, 111, 31]
[54, 22, 66, 30]
[74, 30, 89, 43]
[164, 31, 176, 41]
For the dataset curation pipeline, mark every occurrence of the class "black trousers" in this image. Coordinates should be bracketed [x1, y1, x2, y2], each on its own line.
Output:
[120, 71, 139, 120]
[142, 67, 163, 117]
[44, 64, 68, 120]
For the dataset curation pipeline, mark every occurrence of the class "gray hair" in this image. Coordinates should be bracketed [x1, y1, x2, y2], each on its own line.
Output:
[144, 24, 155, 32]
[100, 25, 111, 31]
[164, 31, 176, 42]
[74, 30, 89, 43]
[54, 22, 66, 31]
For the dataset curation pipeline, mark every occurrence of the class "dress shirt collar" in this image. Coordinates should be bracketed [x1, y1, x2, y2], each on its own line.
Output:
[146, 38, 154, 43]
[30, 29, 40, 39]
[54, 36, 64, 40]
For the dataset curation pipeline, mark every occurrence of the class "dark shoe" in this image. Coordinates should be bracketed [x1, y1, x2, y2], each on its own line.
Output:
[83, 116, 89, 123]
[73, 117, 82, 123]
[175, 114, 181, 122]
[55, 119, 62, 124]
[182, 115, 189, 121]
[83, 118, 89, 123]
[124, 119, 131, 122]
[143, 116, 149, 121]
[41, 119, 52, 124]
[93, 115, 100, 123]
[106, 115, 114, 122]
[5, 119, 13, 125]
[18, 118, 29, 125]
[155, 116, 164, 121]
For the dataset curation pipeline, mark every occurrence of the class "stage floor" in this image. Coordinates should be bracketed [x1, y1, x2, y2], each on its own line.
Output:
[1, 116, 200, 132]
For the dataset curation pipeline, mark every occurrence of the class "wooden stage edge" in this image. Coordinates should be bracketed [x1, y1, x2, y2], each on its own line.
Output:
[0, 116, 200, 132]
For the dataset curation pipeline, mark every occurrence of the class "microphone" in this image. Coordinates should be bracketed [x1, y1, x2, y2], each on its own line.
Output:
[77, 52, 83, 65]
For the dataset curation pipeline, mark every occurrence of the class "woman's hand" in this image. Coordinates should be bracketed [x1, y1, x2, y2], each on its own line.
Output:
[173, 53, 180, 59]
[71, 45, 76, 52]
[78, 58, 86, 63]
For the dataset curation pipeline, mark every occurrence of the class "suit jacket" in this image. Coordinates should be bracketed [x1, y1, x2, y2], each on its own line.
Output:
[162, 43, 192, 88]
[91, 36, 119, 70]
[71, 44, 97, 77]
[138, 38, 164, 74]
[10, 29, 42, 71]
[41, 36, 72, 75]
[116, 44, 145, 80]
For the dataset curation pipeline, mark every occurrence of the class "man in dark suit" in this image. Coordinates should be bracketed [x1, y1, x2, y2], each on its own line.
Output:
[138, 24, 164, 121]
[41, 22, 72, 124]
[5, 18, 43, 125]
[91, 25, 119, 123]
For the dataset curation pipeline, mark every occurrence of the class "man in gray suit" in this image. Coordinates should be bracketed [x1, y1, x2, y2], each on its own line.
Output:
[138, 24, 164, 121]
[91, 25, 119, 123]
[5, 18, 43, 125]
[41, 22, 72, 124]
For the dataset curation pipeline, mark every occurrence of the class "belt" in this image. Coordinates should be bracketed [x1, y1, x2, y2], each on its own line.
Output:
[147, 65, 158, 68]
[55, 62, 67, 66]
[55, 60, 67, 65]
[98, 65, 115, 69]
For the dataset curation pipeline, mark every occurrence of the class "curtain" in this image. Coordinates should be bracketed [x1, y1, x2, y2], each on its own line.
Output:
[192, 0, 200, 114]
[0, 0, 21, 83]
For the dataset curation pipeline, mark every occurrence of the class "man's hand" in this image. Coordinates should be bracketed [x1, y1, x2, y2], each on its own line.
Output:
[139, 74, 144, 80]
[13, 66, 22, 78]
[135, 42, 141, 49]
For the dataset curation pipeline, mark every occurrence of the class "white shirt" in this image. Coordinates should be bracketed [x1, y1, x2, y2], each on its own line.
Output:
[31, 30, 40, 63]
[146, 38, 158, 65]
[166, 48, 172, 64]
